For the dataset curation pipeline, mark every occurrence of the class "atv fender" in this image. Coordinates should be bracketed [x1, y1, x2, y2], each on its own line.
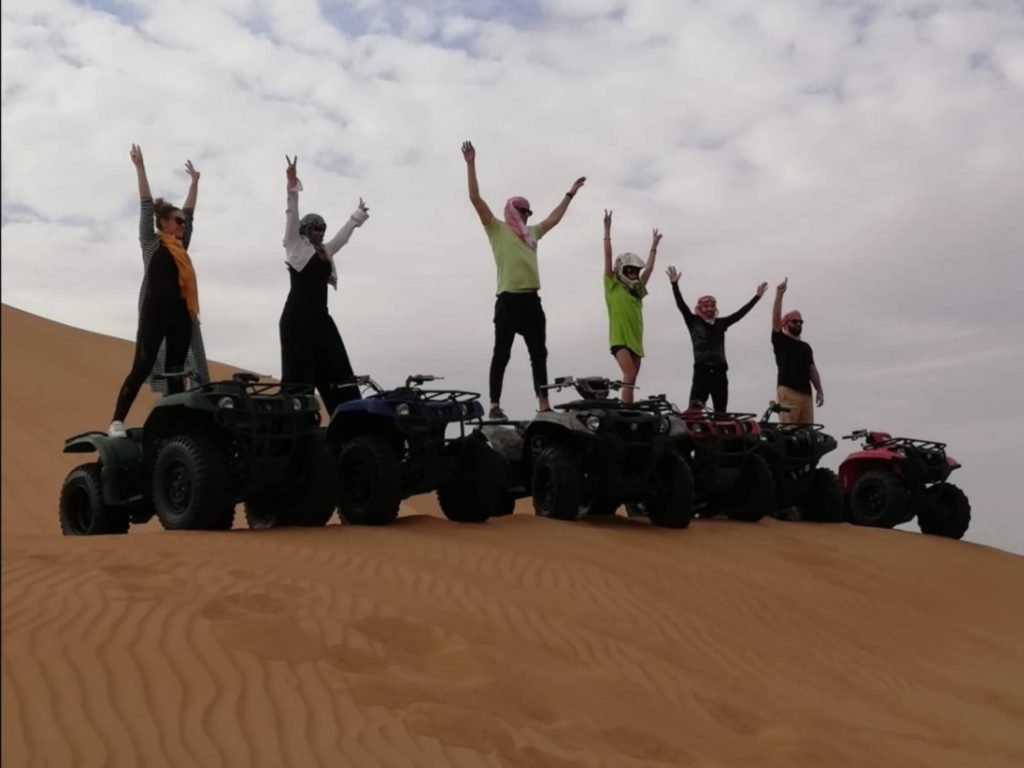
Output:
[838, 451, 904, 494]
[63, 432, 145, 505]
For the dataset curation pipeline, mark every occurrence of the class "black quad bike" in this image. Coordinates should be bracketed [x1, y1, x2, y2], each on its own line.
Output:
[480, 376, 694, 528]
[839, 429, 971, 539]
[757, 401, 843, 522]
[627, 401, 775, 523]
[59, 372, 334, 535]
[326, 374, 505, 525]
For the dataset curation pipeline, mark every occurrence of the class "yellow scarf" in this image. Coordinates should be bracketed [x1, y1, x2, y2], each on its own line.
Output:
[158, 231, 200, 318]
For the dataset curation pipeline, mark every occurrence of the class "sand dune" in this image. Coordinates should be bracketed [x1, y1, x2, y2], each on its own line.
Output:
[3, 304, 1024, 767]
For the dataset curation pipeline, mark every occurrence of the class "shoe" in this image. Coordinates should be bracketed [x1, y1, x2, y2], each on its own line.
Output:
[108, 420, 127, 438]
[488, 405, 507, 421]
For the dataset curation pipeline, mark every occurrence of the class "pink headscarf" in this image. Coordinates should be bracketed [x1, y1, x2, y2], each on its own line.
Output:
[782, 310, 802, 325]
[504, 196, 536, 250]
[695, 295, 719, 322]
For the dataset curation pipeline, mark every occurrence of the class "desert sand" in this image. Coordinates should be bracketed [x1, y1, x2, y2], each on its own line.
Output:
[3, 303, 1024, 767]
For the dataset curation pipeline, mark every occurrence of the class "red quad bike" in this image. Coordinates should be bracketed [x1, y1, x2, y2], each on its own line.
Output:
[839, 429, 971, 539]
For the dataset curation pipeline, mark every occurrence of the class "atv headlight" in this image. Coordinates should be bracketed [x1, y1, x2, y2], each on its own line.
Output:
[459, 403, 468, 417]
[396, 403, 411, 416]
[217, 396, 235, 409]
[659, 416, 670, 434]
[585, 415, 601, 432]
[292, 397, 303, 411]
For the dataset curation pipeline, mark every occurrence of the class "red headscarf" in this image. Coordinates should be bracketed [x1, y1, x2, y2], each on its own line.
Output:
[504, 196, 536, 250]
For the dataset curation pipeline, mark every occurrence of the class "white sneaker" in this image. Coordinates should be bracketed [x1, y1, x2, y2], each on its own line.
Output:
[108, 420, 127, 438]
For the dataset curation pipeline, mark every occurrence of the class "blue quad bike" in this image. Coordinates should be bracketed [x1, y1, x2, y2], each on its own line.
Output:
[326, 374, 506, 525]
[58, 372, 334, 534]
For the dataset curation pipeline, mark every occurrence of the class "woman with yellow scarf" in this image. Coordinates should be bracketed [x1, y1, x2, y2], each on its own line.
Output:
[109, 144, 207, 438]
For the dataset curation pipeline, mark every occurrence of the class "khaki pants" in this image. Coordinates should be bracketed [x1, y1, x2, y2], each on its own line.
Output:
[777, 386, 814, 424]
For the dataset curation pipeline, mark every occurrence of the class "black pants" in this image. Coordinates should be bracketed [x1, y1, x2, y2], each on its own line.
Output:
[689, 362, 729, 413]
[280, 305, 359, 417]
[489, 292, 548, 403]
[113, 298, 192, 421]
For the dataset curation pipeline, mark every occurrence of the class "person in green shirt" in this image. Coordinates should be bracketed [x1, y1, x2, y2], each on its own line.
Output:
[603, 209, 660, 404]
[462, 140, 586, 419]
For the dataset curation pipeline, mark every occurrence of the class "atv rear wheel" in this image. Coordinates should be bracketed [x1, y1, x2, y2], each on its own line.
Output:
[58, 463, 131, 536]
[437, 438, 504, 523]
[849, 470, 906, 529]
[643, 454, 695, 529]
[720, 455, 774, 522]
[337, 435, 401, 525]
[152, 436, 230, 530]
[531, 445, 583, 521]
[245, 432, 338, 528]
[917, 483, 971, 539]
[800, 467, 844, 522]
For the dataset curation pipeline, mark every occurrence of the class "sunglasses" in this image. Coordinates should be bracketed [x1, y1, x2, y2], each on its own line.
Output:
[789, 320, 804, 325]
[309, 225, 327, 232]
[515, 207, 533, 217]
[171, 215, 186, 225]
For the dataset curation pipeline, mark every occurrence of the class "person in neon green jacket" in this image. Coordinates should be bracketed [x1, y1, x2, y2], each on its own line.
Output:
[603, 209, 660, 404]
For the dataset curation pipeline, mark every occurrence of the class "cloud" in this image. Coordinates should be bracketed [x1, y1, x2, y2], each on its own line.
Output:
[2, 0, 1023, 551]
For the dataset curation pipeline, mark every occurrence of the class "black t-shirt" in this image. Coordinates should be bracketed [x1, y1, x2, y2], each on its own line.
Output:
[144, 245, 185, 305]
[772, 330, 814, 394]
[285, 253, 332, 312]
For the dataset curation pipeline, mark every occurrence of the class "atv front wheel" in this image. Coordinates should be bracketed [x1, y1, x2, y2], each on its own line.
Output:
[337, 436, 402, 525]
[58, 463, 130, 535]
[642, 454, 695, 529]
[721, 455, 775, 522]
[437, 438, 504, 523]
[245, 431, 338, 528]
[800, 467, 844, 523]
[848, 470, 906, 529]
[152, 436, 230, 530]
[917, 483, 971, 539]
[531, 445, 583, 521]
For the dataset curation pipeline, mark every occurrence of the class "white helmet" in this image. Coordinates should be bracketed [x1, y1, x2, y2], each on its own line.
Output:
[613, 252, 646, 290]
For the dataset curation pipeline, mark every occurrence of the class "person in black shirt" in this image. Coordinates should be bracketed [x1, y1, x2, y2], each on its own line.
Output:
[280, 155, 369, 416]
[110, 144, 203, 438]
[771, 277, 824, 424]
[667, 265, 767, 412]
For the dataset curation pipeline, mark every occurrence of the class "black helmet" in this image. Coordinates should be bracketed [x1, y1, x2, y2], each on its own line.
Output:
[299, 213, 327, 238]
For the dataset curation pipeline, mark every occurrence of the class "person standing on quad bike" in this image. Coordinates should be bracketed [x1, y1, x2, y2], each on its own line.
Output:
[461, 140, 586, 420]
[109, 144, 209, 438]
[602, 210, 660, 404]
[279, 155, 370, 415]
[771, 278, 824, 424]
[666, 265, 766, 412]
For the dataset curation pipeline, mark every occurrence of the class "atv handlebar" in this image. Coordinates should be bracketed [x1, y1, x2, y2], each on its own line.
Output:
[406, 374, 443, 388]
[540, 376, 636, 394]
[843, 429, 869, 441]
[760, 400, 792, 422]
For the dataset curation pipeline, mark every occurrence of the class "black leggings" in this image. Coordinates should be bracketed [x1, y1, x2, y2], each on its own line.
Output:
[689, 363, 729, 413]
[489, 292, 548, 403]
[113, 299, 192, 421]
[280, 306, 360, 416]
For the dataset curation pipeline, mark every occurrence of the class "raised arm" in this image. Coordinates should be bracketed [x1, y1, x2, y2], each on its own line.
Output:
[130, 144, 156, 250]
[772, 278, 787, 331]
[284, 154, 301, 246]
[721, 282, 767, 327]
[181, 160, 199, 249]
[461, 141, 494, 226]
[603, 210, 613, 278]
[324, 198, 370, 256]
[641, 228, 661, 285]
[538, 176, 586, 236]
[667, 267, 695, 326]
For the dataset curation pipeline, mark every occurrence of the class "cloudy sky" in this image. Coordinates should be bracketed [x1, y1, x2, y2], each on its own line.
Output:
[3, 0, 1023, 551]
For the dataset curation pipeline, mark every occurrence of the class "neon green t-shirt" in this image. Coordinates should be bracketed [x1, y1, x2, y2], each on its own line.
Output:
[485, 219, 545, 294]
[605, 274, 647, 357]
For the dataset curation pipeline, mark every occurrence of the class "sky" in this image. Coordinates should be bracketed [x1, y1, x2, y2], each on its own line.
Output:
[2, 0, 1023, 552]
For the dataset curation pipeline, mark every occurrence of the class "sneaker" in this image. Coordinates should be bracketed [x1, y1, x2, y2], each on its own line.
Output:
[488, 405, 507, 421]
[108, 420, 127, 438]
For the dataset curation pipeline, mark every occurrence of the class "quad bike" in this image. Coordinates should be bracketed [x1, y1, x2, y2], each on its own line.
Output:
[628, 401, 774, 523]
[59, 372, 333, 535]
[839, 429, 971, 539]
[757, 401, 843, 522]
[479, 377, 694, 528]
[326, 374, 504, 525]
